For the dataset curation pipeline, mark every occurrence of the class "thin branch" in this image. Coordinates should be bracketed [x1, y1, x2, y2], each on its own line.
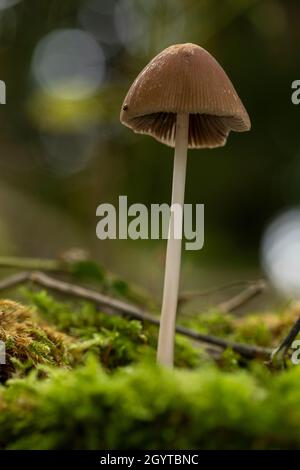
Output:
[0, 256, 263, 299]
[0, 272, 29, 290]
[174, 324, 271, 359]
[0, 255, 157, 309]
[271, 309, 300, 365]
[218, 280, 267, 313]
[178, 279, 266, 305]
[0, 257, 267, 312]
[0, 271, 271, 360]
[0, 256, 61, 272]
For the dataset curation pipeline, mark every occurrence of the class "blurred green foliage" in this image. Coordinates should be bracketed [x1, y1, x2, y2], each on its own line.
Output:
[2, 357, 300, 449]
[0, 0, 299, 283]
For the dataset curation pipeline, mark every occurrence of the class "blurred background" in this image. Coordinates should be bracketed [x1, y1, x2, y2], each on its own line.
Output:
[0, 0, 300, 306]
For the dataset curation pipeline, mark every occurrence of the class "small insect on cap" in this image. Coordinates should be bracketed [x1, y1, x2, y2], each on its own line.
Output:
[120, 43, 251, 149]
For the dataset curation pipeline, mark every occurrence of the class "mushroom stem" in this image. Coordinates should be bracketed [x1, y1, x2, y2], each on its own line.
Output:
[157, 112, 189, 367]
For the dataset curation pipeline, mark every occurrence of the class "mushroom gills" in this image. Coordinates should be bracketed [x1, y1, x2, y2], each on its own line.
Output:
[130, 112, 244, 148]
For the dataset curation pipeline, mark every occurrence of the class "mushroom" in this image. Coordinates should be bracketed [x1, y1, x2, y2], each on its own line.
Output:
[120, 43, 250, 367]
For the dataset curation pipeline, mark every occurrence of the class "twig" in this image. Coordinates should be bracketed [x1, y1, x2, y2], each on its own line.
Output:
[0, 271, 271, 360]
[0, 254, 157, 310]
[0, 272, 29, 290]
[271, 312, 300, 366]
[218, 280, 267, 313]
[174, 324, 271, 359]
[178, 279, 266, 304]
[0, 257, 266, 312]
[0, 256, 61, 272]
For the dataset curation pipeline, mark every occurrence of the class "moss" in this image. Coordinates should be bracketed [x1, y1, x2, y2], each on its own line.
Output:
[233, 308, 300, 346]
[233, 320, 272, 347]
[185, 310, 234, 337]
[173, 336, 211, 369]
[1, 358, 300, 449]
[0, 300, 72, 381]
[23, 290, 149, 369]
[218, 348, 240, 371]
[24, 289, 207, 370]
[1, 288, 300, 449]
[184, 307, 300, 350]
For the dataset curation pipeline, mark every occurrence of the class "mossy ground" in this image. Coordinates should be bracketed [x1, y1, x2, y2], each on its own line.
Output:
[0, 278, 300, 449]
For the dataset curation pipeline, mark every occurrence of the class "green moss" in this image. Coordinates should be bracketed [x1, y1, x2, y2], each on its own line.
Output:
[234, 322, 272, 347]
[184, 309, 296, 349]
[218, 348, 240, 371]
[24, 290, 209, 370]
[1, 358, 300, 449]
[1, 288, 300, 449]
[174, 336, 211, 369]
[185, 310, 234, 337]
[22, 290, 149, 368]
[0, 300, 72, 382]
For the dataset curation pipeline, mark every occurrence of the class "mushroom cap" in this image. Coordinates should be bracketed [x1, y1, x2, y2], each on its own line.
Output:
[120, 43, 251, 149]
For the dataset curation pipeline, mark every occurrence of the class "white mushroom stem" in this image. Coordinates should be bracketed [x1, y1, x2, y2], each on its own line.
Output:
[157, 112, 189, 367]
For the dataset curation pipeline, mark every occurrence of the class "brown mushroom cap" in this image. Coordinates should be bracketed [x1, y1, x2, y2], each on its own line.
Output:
[120, 43, 251, 149]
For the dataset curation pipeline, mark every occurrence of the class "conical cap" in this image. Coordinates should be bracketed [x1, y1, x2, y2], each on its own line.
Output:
[120, 43, 250, 148]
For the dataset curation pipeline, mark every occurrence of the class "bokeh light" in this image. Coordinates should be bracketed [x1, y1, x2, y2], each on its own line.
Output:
[31, 28, 106, 100]
[114, 0, 148, 55]
[114, 0, 186, 57]
[78, 0, 119, 45]
[261, 208, 300, 298]
[0, 0, 21, 10]
[39, 130, 98, 176]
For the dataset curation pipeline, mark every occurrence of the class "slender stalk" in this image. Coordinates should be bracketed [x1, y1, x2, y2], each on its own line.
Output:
[157, 113, 189, 367]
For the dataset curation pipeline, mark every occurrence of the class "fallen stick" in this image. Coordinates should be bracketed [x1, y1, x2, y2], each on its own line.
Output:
[0, 256, 267, 314]
[218, 280, 267, 313]
[0, 254, 157, 310]
[271, 303, 300, 365]
[178, 279, 265, 304]
[0, 271, 29, 290]
[179, 279, 267, 314]
[0, 256, 60, 272]
[0, 271, 272, 360]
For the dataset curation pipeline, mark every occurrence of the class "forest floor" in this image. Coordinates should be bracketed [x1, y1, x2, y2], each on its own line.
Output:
[0, 256, 300, 449]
